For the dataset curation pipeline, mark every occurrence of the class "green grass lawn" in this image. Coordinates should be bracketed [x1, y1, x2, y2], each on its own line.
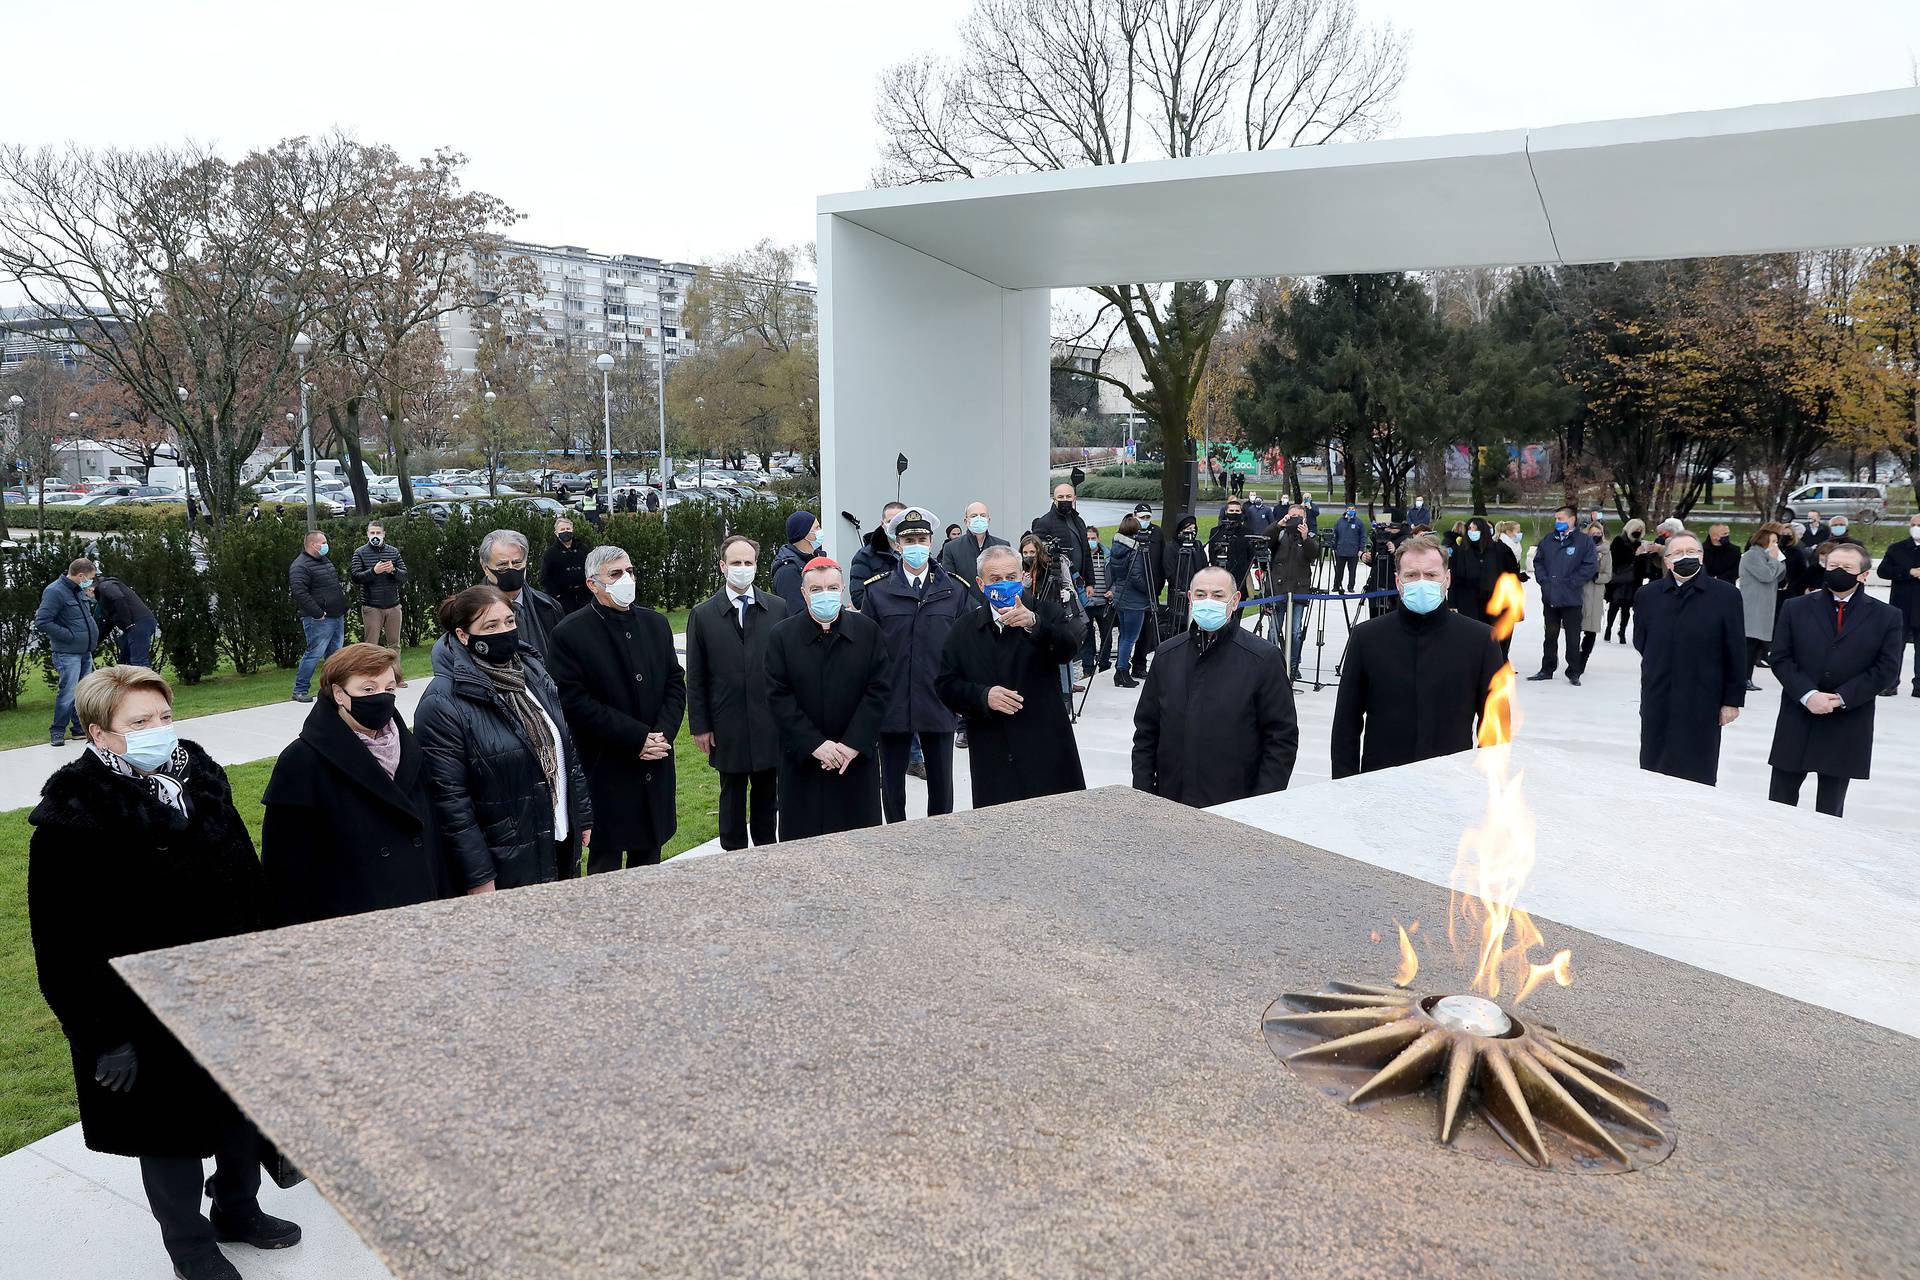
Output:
[0, 607, 693, 752]
[0, 715, 720, 1156]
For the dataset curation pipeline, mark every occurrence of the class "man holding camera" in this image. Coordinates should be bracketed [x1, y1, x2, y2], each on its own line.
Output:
[1268, 505, 1320, 680]
[1205, 499, 1257, 628]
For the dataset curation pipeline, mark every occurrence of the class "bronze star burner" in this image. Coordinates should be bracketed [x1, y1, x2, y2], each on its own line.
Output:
[1264, 980, 1675, 1174]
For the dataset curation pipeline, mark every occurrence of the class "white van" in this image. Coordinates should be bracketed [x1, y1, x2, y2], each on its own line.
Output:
[1779, 482, 1887, 523]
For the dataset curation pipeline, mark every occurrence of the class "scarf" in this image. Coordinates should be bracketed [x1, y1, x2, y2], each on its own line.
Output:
[88, 740, 191, 817]
[473, 656, 558, 807]
[358, 719, 402, 779]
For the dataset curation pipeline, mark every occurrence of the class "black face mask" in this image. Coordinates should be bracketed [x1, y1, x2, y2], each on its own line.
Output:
[491, 566, 525, 593]
[466, 628, 520, 665]
[557, 531, 573, 544]
[1825, 567, 1860, 595]
[1672, 556, 1702, 579]
[1054, 500, 1074, 517]
[346, 691, 397, 732]
[1224, 512, 1243, 524]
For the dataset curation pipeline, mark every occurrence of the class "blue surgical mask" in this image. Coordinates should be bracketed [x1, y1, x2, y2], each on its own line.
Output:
[1553, 520, 1570, 534]
[76, 577, 97, 592]
[1466, 528, 1482, 543]
[982, 579, 1024, 610]
[1830, 523, 1848, 536]
[1401, 580, 1446, 615]
[1189, 599, 1231, 632]
[120, 724, 179, 771]
[967, 516, 989, 535]
[316, 542, 330, 556]
[807, 591, 842, 623]
[901, 544, 931, 571]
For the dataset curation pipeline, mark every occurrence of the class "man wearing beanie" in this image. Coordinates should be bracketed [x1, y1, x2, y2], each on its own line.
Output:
[771, 510, 821, 614]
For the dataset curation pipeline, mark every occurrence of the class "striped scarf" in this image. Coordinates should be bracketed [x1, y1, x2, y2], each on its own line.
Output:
[472, 656, 558, 808]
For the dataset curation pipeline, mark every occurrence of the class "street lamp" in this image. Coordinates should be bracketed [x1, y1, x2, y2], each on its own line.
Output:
[482, 389, 497, 494]
[595, 351, 615, 501]
[292, 331, 315, 531]
[693, 396, 706, 486]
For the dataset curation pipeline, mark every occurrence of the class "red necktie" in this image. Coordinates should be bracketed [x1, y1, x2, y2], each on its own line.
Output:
[1835, 601, 1846, 635]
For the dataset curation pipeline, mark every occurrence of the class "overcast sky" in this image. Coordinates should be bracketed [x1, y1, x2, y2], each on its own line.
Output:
[4, 0, 1917, 282]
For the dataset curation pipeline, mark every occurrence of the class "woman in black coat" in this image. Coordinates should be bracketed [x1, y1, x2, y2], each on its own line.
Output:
[262, 643, 449, 926]
[1445, 516, 1518, 626]
[413, 586, 594, 892]
[1606, 519, 1649, 642]
[29, 664, 299, 1277]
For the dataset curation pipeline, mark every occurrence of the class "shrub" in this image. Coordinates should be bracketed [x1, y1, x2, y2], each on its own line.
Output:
[97, 523, 219, 684]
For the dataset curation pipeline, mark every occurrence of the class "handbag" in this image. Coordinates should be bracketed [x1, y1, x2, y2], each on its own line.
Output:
[259, 1135, 307, 1190]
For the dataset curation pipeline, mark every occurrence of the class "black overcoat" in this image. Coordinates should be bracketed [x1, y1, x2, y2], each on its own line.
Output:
[28, 742, 263, 1157]
[1132, 627, 1298, 807]
[1877, 536, 1920, 628]
[685, 588, 789, 775]
[413, 635, 594, 889]
[261, 698, 450, 926]
[1331, 607, 1505, 779]
[1632, 575, 1748, 786]
[935, 591, 1086, 808]
[764, 609, 892, 840]
[865, 563, 976, 734]
[1767, 590, 1904, 779]
[545, 603, 685, 853]
[1447, 539, 1520, 622]
[541, 537, 592, 615]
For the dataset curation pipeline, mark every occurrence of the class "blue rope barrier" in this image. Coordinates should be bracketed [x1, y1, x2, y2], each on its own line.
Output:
[1240, 588, 1399, 607]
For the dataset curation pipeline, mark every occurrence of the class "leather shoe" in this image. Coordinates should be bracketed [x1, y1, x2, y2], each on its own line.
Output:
[1566, 672, 1582, 686]
[905, 760, 927, 780]
[211, 1207, 302, 1250]
[1880, 686, 1898, 697]
[1744, 681, 1762, 692]
[291, 693, 314, 703]
[1526, 671, 1554, 682]
[173, 1251, 242, 1280]
[955, 732, 968, 750]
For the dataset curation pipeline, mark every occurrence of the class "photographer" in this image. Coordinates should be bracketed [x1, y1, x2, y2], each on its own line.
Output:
[1018, 530, 1088, 710]
[1163, 511, 1209, 632]
[1030, 482, 1091, 585]
[1205, 499, 1257, 621]
[1109, 515, 1154, 688]
[1268, 505, 1320, 680]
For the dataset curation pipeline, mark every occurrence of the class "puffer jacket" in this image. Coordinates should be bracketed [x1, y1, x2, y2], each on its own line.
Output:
[288, 550, 346, 619]
[412, 634, 593, 891]
[34, 577, 100, 655]
[348, 541, 408, 610]
[1109, 533, 1153, 611]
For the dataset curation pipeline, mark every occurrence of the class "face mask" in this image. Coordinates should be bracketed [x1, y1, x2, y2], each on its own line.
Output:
[345, 691, 397, 732]
[1344, 509, 1356, 519]
[1909, 526, 1920, 542]
[1137, 514, 1153, 527]
[1672, 556, 1702, 579]
[605, 574, 636, 608]
[967, 516, 989, 535]
[1830, 524, 1848, 537]
[490, 566, 525, 593]
[807, 590, 843, 623]
[119, 724, 179, 772]
[369, 535, 383, 547]
[1553, 520, 1570, 534]
[901, 544, 931, 571]
[558, 530, 574, 543]
[76, 577, 97, 592]
[1400, 580, 1445, 615]
[1054, 499, 1074, 516]
[725, 564, 755, 590]
[1825, 567, 1860, 595]
[1592, 533, 1604, 546]
[316, 543, 330, 557]
[1021, 553, 1036, 569]
[982, 579, 1024, 610]
[466, 627, 520, 664]
[1224, 511, 1243, 524]
[1189, 598, 1230, 632]
[1466, 528, 1482, 543]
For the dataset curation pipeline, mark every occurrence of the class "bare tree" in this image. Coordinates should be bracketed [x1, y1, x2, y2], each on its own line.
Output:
[0, 138, 357, 530]
[875, 0, 1404, 517]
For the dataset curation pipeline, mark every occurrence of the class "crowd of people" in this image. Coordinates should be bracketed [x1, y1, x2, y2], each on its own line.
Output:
[20, 488, 1919, 1276]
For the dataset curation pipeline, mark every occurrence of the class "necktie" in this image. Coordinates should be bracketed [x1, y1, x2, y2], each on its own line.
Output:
[1835, 600, 1845, 636]
[737, 597, 749, 631]
[914, 576, 925, 599]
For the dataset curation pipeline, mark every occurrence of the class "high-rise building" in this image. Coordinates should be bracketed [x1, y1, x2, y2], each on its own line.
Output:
[442, 240, 815, 374]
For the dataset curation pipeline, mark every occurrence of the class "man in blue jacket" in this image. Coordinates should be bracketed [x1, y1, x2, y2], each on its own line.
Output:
[35, 557, 102, 746]
[1330, 504, 1367, 591]
[1527, 505, 1599, 686]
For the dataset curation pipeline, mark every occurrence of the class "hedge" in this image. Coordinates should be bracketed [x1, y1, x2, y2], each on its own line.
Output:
[0, 497, 808, 711]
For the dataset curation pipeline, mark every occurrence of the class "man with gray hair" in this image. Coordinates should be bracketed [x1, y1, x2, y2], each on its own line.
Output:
[1631, 532, 1747, 787]
[480, 528, 563, 660]
[547, 543, 685, 871]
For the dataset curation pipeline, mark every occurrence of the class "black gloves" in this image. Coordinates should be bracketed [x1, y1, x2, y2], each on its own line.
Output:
[94, 1043, 138, 1092]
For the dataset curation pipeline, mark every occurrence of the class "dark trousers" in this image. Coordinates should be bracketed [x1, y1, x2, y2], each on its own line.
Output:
[1768, 768, 1849, 818]
[1539, 604, 1585, 675]
[718, 768, 777, 850]
[587, 840, 661, 874]
[1080, 606, 1113, 671]
[880, 730, 954, 823]
[1746, 636, 1767, 681]
[1605, 599, 1632, 639]
[117, 617, 158, 668]
[139, 1123, 261, 1264]
[1332, 555, 1358, 591]
[1579, 629, 1597, 661]
[1898, 625, 1919, 691]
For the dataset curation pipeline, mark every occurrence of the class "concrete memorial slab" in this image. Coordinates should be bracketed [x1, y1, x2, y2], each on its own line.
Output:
[117, 788, 1915, 1278]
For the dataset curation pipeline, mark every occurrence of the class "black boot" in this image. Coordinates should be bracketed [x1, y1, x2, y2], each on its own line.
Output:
[210, 1206, 302, 1250]
[172, 1251, 242, 1280]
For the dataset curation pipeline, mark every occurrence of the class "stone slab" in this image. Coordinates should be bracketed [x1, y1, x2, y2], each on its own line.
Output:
[117, 787, 1919, 1279]
[1210, 741, 1920, 1037]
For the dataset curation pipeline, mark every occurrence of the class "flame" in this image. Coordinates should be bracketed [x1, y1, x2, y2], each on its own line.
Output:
[1486, 572, 1525, 643]
[1393, 919, 1420, 986]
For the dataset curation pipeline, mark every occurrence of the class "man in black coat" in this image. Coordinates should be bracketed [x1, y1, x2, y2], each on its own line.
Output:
[1030, 481, 1091, 585]
[936, 499, 1010, 601]
[765, 557, 892, 840]
[1205, 498, 1257, 612]
[686, 535, 789, 850]
[937, 544, 1086, 807]
[1133, 566, 1298, 807]
[94, 572, 158, 669]
[1875, 513, 1920, 696]
[1766, 543, 1904, 817]
[540, 515, 592, 615]
[1332, 536, 1506, 778]
[1700, 524, 1741, 585]
[849, 501, 905, 610]
[1631, 533, 1748, 786]
[1128, 501, 1165, 678]
[864, 507, 974, 822]
[546, 544, 685, 871]
[480, 528, 564, 661]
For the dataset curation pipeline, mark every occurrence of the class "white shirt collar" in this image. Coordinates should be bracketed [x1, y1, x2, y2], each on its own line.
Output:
[727, 585, 755, 605]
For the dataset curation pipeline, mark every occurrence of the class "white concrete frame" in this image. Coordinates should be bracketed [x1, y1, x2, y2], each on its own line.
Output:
[816, 87, 1920, 549]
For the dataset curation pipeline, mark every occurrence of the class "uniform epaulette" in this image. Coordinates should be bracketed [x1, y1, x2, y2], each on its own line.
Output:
[865, 573, 887, 584]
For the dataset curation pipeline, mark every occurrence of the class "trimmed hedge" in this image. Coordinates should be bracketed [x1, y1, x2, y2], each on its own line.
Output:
[0, 497, 807, 710]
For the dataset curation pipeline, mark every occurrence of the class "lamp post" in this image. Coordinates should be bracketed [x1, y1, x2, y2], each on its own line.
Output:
[595, 351, 614, 501]
[66, 412, 79, 490]
[694, 396, 705, 487]
[656, 329, 669, 521]
[292, 332, 315, 531]
[4, 393, 22, 522]
[483, 389, 497, 496]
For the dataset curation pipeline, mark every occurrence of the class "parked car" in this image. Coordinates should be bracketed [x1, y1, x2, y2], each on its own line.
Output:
[1779, 482, 1887, 524]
